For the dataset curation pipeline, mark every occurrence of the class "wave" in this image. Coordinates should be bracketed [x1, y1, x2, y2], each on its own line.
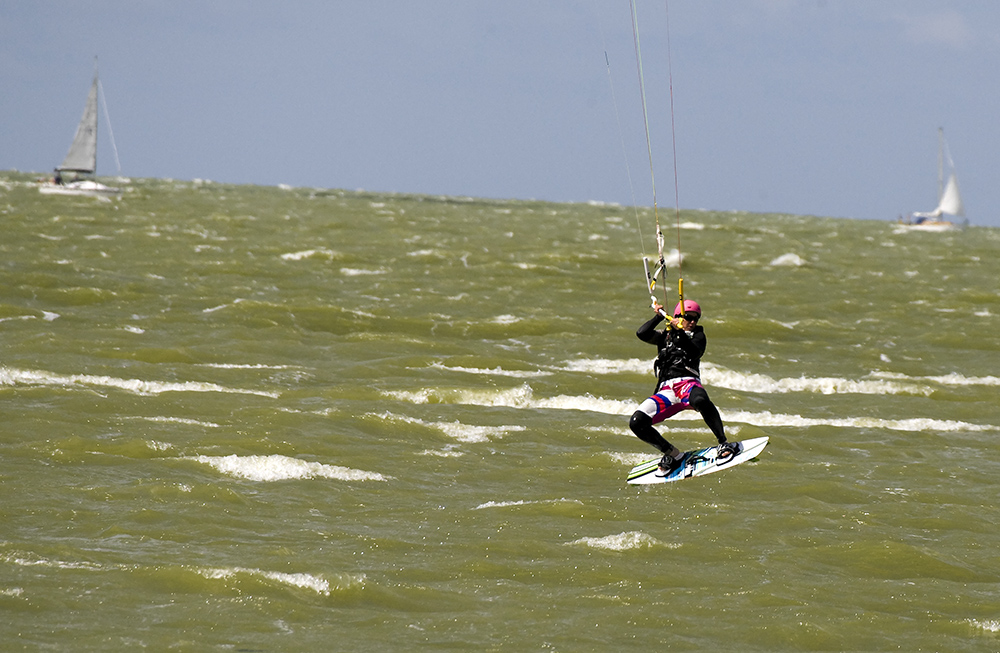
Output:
[280, 248, 338, 261]
[564, 532, 679, 551]
[557, 358, 963, 397]
[124, 416, 221, 428]
[705, 364, 931, 396]
[389, 384, 632, 415]
[873, 371, 1000, 387]
[770, 252, 807, 266]
[389, 383, 992, 432]
[189, 454, 388, 482]
[474, 498, 584, 510]
[1, 551, 351, 597]
[424, 358, 961, 398]
[379, 412, 525, 443]
[197, 363, 300, 370]
[427, 362, 550, 379]
[197, 566, 363, 596]
[723, 409, 992, 433]
[0, 366, 279, 398]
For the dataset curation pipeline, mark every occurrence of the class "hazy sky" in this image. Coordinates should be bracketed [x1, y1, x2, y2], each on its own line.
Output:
[3, 1, 998, 226]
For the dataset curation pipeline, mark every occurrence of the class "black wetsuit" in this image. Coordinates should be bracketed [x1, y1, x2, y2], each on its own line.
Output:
[629, 313, 727, 453]
[636, 313, 705, 390]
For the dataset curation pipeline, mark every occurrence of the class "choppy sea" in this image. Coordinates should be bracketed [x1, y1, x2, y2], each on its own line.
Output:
[2, 171, 1000, 651]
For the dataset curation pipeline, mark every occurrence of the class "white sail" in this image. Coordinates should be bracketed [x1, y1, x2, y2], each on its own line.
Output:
[937, 172, 964, 217]
[57, 74, 99, 174]
[905, 128, 965, 227]
[41, 64, 121, 197]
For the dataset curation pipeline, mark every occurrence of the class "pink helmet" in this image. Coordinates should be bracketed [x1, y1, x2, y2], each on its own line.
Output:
[673, 300, 701, 318]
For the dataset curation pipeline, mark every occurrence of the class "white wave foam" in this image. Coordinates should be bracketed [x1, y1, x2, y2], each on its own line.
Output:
[873, 371, 1000, 387]
[723, 409, 990, 433]
[562, 358, 649, 375]
[607, 451, 656, 467]
[340, 267, 386, 276]
[0, 311, 61, 324]
[280, 248, 337, 261]
[968, 619, 1000, 633]
[390, 384, 633, 416]
[770, 253, 806, 266]
[0, 366, 278, 398]
[197, 363, 299, 370]
[474, 498, 585, 510]
[202, 298, 247, 313]
[390, 384, 990, 432]
[705, 364, 930, 396]
[428, 362, 550, 379]
[125, 416, 221, 429]
[2, 553, 101, 570]
[380, 412, 525, 443]
[565, 532, 678, 551]
[190, 454, 388, 482]
[559, 359, 932, 396]
[197, 566, 363, 596]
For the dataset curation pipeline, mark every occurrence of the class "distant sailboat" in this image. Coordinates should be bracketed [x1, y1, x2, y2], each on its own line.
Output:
[39, 63, 121, 197]
[899, 128, 966, 231]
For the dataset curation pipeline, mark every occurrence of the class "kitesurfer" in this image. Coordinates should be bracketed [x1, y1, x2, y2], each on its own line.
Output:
[628, 299, 738, 475]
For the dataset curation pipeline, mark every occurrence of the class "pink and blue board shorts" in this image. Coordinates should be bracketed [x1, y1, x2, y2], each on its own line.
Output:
[635, 377, 703, 424]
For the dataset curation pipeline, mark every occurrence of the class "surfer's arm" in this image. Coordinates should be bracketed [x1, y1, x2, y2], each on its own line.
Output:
[636, 313, 665, 344]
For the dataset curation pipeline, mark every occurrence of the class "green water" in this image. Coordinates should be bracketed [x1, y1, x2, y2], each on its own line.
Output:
[2, 171, 999, 651]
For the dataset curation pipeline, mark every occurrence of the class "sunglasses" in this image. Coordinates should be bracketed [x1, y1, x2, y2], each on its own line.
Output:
[674, 313, 699, 321]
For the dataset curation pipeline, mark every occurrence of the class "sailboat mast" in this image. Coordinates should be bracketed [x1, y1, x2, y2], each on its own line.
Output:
[936, 127, 944, 203]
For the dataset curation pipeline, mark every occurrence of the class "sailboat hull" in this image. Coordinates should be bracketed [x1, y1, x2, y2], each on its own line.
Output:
[895, 220, 962, 232]
[39, 180, 121, 197]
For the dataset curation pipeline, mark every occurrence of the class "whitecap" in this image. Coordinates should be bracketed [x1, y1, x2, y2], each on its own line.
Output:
[126, 416, 221, 429]
[190, 454, 388, 482]
[873, 371, 1000, 387]
[561, 358, 648, 375]
[197, 363, 299, 370]
[704, 364, 930, 396]
[475, 498, 584, 510]
[340, 267, 386, 276]
[388, 383, 992, 432]
[280, 248, 337, 261]
[662, 249, 683, 268]
[722, 409, 991, 433]
[379, 412, 525, 443]
[428, 362, 550, 379]
[390, 383, 638, 416]
[0, 366, 279, 398]
[770, 253, 806, 266]
[197, 566, 364, 596]
[559, 359, 933, 396]
[565, 532, 677, 551]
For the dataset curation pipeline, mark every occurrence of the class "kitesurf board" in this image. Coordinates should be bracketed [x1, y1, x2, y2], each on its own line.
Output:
[626, 436, 769, 485]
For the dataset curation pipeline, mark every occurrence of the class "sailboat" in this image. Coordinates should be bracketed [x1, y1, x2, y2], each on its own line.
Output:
[899, 128, 966, 231]
[39, 65, 121, 197]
